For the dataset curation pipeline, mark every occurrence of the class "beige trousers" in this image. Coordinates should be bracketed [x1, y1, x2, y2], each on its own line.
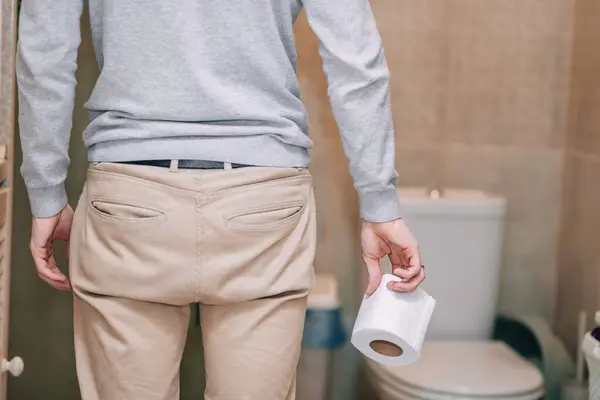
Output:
[69, 162, 316, 400]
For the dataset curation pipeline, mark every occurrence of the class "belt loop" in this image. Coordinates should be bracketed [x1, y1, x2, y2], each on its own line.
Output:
[170, 160, 179, 172]
[224, 162, 233, 170]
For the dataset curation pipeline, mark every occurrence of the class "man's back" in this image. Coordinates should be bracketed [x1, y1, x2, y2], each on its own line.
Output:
[83, 0, 310, 161]
[18, 0, 398, 223]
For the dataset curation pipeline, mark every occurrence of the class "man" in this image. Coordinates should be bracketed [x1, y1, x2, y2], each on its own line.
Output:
[17, 0, 425, 399]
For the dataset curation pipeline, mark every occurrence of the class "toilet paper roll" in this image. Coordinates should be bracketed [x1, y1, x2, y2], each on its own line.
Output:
[351, 274, 436, 366]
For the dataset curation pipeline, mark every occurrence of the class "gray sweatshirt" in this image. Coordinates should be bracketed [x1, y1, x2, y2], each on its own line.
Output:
[17, 0, 400, 222]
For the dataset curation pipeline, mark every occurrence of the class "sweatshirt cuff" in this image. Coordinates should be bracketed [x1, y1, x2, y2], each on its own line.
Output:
[358, 186, 402, 223]
[27, 183, 68, 218]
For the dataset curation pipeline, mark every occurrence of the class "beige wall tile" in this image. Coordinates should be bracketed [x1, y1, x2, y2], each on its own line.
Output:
[555, 248, 585, 351]
[499, 249, 558, 320]
[557, 154, 600, 351]
[556, 155, 580, 351]
[389, 75, 446, 146]
[566, 0, 600, 155]
[443, 146, 563, 220]
[373, 0, 449, 145]
[442, 145, 562, 321]
[582, 257, 600, 325]
[395, 145, 444, 189]
[444, 0, 570, 149]
[573, 0, 600, 43]
[568, 156, 600, 257]
[556, 247, 600, 353]
[568, 71, 600, 156]
[372, 0, 447, 34]
[450, 0, 570, 39]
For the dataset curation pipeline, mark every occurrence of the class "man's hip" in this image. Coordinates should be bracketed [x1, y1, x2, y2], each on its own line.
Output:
[69, 160, 317, 305]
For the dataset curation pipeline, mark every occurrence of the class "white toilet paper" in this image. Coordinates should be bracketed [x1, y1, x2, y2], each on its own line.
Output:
[351, 274, 436, 366]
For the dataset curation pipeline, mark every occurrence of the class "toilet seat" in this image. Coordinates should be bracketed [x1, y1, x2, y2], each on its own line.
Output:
[370, 368, 544, 400]
[373, 376, 543, 400]
[366, 341, 544, 400]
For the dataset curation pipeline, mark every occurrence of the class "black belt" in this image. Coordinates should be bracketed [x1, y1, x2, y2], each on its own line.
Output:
[120, 160, 249, 169]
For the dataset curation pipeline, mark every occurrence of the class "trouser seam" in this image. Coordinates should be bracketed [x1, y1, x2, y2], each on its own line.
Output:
[194, 194, 202, 302]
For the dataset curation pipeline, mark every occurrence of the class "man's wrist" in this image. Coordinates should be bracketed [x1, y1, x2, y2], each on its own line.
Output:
[27, 183, 68, 218]
[359, 187, 402, 223]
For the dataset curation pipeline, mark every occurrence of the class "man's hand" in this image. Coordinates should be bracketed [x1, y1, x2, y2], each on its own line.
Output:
[361, 218, 425, 295]
[30, 205, 74, 290]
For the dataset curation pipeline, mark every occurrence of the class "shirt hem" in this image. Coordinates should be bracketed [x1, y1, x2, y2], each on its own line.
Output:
[87, 135, 311, 167]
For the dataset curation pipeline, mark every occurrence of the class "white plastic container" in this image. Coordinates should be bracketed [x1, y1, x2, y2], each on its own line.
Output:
[297, 274, 346, 400]
[583, 312, 600, 398]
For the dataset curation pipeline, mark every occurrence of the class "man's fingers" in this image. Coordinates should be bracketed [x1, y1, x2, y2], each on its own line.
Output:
[362, 219, 425, 295]
[363, 255, 382, 295]
[39, 274, 71, 290]
[47, 262, 70, 283]
[388, 266, 425, 293]
[38, 274, 71, 291]
[32, 252, 70, 290]
[390, 239, 422, 279]
[405, 243, 422, 269]
[34, 253, 65, 279]
[37, 264, 69, 285]
[392, 263, 422, 280]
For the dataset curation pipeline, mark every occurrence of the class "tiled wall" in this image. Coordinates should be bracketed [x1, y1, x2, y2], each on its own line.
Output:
[298, 0, 572, 322]
[556, 0, 600, 352]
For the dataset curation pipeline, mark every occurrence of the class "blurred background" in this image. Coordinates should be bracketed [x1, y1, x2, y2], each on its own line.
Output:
[1, 0, 600, 399]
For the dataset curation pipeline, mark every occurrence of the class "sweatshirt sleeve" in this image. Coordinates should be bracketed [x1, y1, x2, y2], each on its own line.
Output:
[302, 0, 401, 222]
[16, 0, 83, 217]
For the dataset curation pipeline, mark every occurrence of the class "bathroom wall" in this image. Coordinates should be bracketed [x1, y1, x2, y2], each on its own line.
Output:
[556, 0, 600, 352]
[299, 0, 571, 322]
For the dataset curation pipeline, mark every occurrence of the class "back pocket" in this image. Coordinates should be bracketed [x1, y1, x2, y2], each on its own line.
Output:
[226, 201, 305, 230]
[90, 199, 165, 222]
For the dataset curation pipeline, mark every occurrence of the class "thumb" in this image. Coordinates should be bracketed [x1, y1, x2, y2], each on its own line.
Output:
[363, 255, 382, 295]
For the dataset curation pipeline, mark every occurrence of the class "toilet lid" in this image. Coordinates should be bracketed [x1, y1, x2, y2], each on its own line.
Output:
[367, 341, 544, 397]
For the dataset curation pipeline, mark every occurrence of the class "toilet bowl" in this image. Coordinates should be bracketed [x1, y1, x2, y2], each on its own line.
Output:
[362, 188, 544, 399]
[367, 342, 544, 400]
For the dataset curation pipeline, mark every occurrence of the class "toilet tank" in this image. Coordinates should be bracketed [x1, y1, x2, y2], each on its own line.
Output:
[378, 188, 506, 341]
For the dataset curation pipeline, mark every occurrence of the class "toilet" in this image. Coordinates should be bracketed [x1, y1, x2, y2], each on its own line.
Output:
[364, 188, 545, 400]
